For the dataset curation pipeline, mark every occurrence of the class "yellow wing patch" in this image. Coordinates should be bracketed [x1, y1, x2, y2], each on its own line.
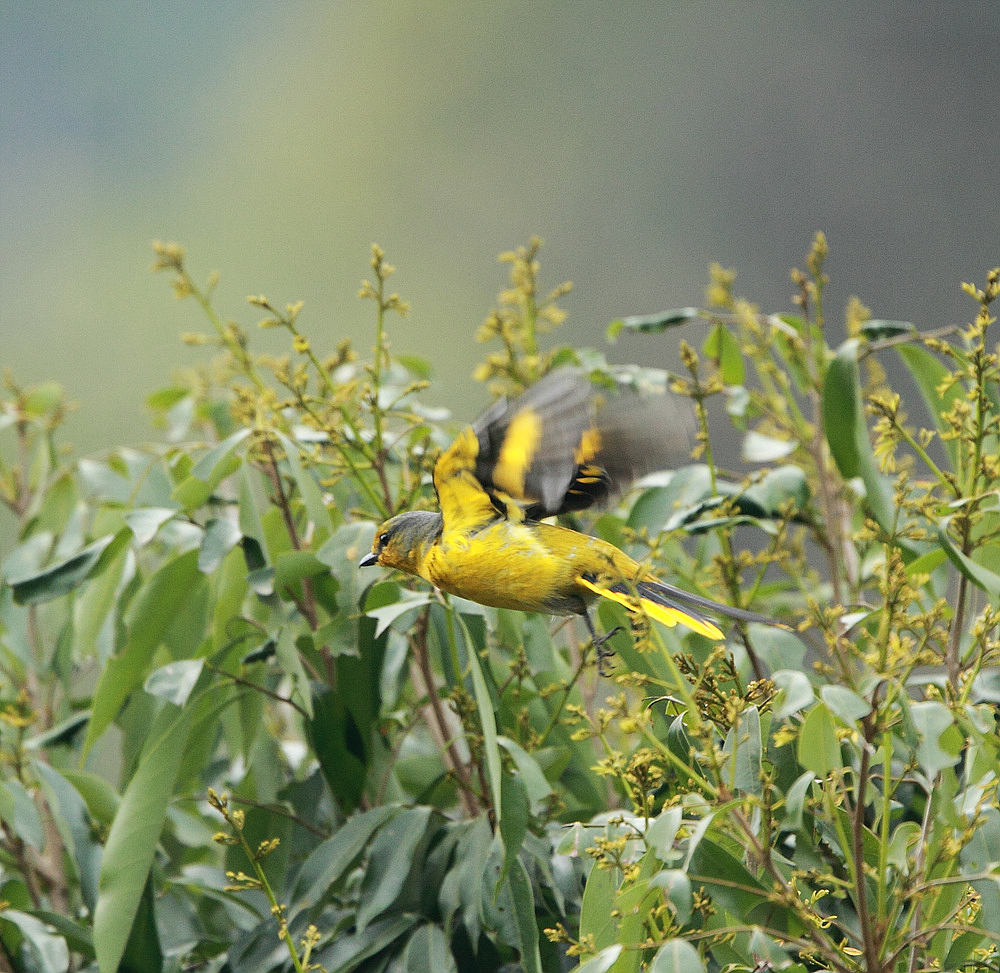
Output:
[576, 576, 725, 641]
[493, 409, 543, 498]
[574, 426, 603, 465]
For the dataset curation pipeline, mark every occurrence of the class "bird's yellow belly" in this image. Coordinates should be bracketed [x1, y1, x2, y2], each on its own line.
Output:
[423, 521, 586, 616]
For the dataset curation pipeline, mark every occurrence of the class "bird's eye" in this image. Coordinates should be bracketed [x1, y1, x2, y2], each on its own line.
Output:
[379, 532, 389, 547]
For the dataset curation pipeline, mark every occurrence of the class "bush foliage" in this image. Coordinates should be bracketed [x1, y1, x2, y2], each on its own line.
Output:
[1, 237, 1000, 973]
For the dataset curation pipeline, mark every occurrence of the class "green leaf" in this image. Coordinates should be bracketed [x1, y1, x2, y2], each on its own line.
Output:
[820, 685, 871, 725]
[318, 914, 416, 973]
[822, 339, 894, 529]
[703, 322, 745, 386]
[401, 924, 457, 973]
[937, 522, 1000, 599]
[9, 532, 124, 605]
[646, 806, 683, 863]
[84, 549, 202, 757]
[356, 806, 436, 931]
[124, 506, 177, 545]
[275, 431, 334, 541]
[94, 702, 193, 973]
[649, 869, 692, 925]
[609, 308, 701, 338]
[571, 946, 623, 973]
[0, 779, 43, 850]
[462, 613, 502, 816]
[143, 659, 204, 706]
[895, 343, 963, 471]
[505, 855, 542, 973]
[781, 771, 815, 833]
[0, 911, 70, 973]
[740, 465, 810, 516]
[496, 737, 553, 808]
[724, 705, 762, 795]
[498, 772, 530, 889]
[741, 430, 796, 463]
[578, 851, 619, 952]
[171, 428, 250, 509]
[861, 319, 916, 339]
[198, 516, 242, 573]
[771, 669, 815, 720]
[649, 939, 706, 973]
[291, 805, 400, 910]
[34, 762, 102, 911]
[364, 589, 433, 638]
[908, 700, 963, 778]
[308, 686, 369, 813]
[797, 703, 842, 777]
[396, 353, 434, 380]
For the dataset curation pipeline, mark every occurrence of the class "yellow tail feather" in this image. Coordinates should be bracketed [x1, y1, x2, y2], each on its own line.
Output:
[577, 577, 725, 641]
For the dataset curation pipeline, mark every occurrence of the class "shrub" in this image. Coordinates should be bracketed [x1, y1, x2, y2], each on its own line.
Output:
[1, 236, 998, 973]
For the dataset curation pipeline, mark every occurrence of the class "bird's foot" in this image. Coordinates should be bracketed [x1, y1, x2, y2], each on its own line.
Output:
[592, 625, 622, 676]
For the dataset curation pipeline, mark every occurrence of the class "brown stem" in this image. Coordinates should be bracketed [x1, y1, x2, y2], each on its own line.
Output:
[411, 610, 478, 817]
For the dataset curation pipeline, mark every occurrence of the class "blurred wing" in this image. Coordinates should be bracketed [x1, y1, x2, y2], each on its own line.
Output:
[473, 369, 690, 518]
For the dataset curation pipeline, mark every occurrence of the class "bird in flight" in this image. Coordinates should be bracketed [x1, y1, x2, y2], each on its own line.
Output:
[361, 369, 782, 657]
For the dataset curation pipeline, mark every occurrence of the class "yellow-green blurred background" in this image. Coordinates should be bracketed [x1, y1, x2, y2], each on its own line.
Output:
[3, 2, 997, 456]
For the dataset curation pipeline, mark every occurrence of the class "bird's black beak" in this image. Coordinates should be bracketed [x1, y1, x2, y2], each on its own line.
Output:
[359, 551, 380, 567]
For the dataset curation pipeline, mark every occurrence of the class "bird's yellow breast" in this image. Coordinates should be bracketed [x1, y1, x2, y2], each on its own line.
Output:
[422, 519, 600, 616]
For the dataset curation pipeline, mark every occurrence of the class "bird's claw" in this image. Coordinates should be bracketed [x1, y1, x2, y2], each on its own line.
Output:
[592, 625, 622, 676]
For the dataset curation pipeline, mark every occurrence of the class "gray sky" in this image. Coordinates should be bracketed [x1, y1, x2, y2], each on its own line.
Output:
[2, 2, 997, 454]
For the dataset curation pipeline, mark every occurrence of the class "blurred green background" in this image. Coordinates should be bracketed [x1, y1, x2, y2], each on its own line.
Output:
[2, 1, 997, 456]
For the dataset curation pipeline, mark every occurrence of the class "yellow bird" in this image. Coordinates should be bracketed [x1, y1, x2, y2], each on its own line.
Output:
[360, 369, 779, 652]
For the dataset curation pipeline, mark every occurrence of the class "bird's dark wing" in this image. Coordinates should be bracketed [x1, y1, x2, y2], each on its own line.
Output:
[471, 369, 690, 519]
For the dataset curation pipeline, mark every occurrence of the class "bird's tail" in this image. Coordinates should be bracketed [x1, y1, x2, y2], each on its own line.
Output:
[579, 575, 785, 641]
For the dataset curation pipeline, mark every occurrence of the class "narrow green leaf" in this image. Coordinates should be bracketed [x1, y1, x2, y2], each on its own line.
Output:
[822, 339, 894, 528]
[364, 589, 433, 638]
[896, 343, 962, 471]
[94, 702, 193, 973]
[498, 773, 530, 888]
[461, 614, 502, 817]
[9, 533, 120, 605]
[189, 427, 252, 482]
[84, 549, 202, 757]
[505, 856, 542, 973]
[646, 806, 683, 863]
[291, 805, 400, 910]
[34, 762, 102, 911]
[610, 308, 701, 336]
[937, 522, 1000, 599]
[275, 431, 334, 540]
[649, 870, 692, 925]
[317, 914, 416, 973]
[496, 737, 554, 808]
[308, 686, 368, 813]
[724, 705, 762, 795]
[861, 319, 916, 339]
[356, 806, 436, 931]
[741, 430, 796, 463]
